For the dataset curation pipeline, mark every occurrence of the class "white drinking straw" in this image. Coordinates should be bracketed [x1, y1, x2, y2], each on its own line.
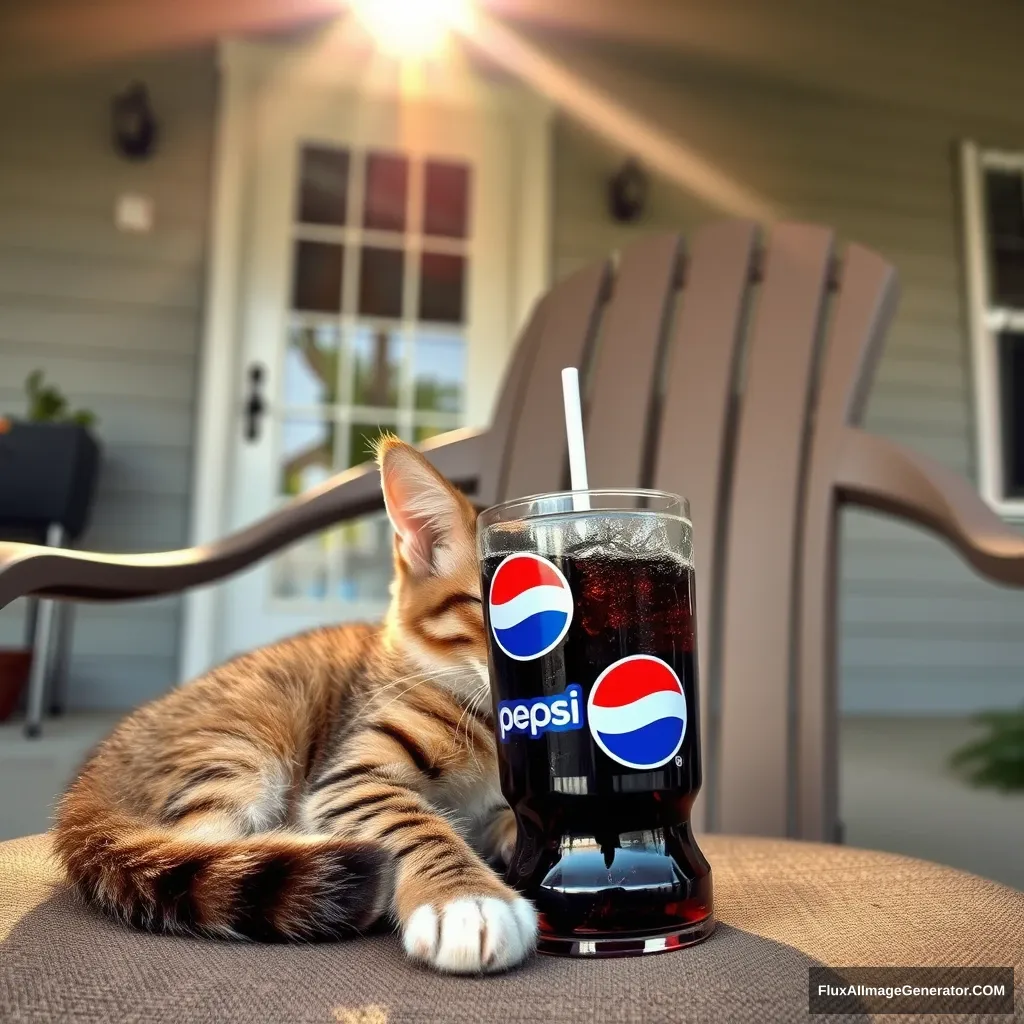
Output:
[561, 367, 591, 512]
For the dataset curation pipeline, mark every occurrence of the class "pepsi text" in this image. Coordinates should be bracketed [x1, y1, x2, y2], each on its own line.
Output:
[497, 684, 583, 741]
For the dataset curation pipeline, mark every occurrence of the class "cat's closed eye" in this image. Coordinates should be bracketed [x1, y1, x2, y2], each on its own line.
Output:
[432, 593, 482, 614]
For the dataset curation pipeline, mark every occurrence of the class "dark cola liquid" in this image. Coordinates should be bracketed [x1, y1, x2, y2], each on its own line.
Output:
[481, 551, 713, 954]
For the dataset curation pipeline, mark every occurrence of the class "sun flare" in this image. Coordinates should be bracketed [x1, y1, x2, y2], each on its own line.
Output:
[349, 0, 469, 59]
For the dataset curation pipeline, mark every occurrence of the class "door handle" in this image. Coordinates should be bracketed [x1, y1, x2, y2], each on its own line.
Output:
[244, 363, 268, 442]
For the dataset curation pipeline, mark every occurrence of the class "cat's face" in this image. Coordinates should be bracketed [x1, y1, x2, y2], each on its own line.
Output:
[377, 437, 488, 699]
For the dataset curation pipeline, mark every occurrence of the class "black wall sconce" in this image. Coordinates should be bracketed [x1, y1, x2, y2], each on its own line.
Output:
[112, 82, 158, 161]
[608, 158, 649, 223]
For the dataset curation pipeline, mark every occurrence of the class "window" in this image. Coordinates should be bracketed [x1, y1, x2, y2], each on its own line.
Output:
[961, 141, 1024, 515]
[274, 144, 472, 601]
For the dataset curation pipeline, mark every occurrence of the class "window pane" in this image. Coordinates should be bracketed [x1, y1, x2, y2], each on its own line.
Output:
[999, 331, 1024, 497]
[278, 418, 335, 496]
[284, 324, 340, 407]
[335, 512, 393, 601]
[413, 331, 465, 413]
[335, 422, 395, 601]
[419, 252, 465, 323]
[986, 171, 1024, 240]
[985, 171, 1024, 306]
[347, 420, 394, 471]
[359, 247, 404, 318]
[292, 241, 344, 312]
[363, 152, 408, 232]
[424, 160, 470, 238]
[296, 145, 349, 226]
[272, 534, 329, 599]
[992, 250, 1024, 307]
[350, 326, 401, 408]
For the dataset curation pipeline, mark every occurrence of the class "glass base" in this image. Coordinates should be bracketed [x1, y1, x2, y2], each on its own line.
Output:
[537, 914, 716, 958]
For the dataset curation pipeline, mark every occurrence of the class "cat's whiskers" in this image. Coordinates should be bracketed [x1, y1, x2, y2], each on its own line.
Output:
[454, 679, 493, 774]
[347, 664, 467, 732]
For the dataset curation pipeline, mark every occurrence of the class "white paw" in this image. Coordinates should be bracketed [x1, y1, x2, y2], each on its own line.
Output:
[403, 896, 538, 974]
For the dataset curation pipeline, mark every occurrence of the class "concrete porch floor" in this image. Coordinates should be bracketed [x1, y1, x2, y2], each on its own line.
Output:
[0, 713, 1020, 890]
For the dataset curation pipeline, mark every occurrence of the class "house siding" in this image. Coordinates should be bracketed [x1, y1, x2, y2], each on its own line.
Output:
[545, 24, 1024, 713]
[0, 50, 216, 708]
[3, 3, 1024, 717]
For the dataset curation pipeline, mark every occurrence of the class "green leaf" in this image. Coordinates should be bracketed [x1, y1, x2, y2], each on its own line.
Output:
[71, 409, 97, 429]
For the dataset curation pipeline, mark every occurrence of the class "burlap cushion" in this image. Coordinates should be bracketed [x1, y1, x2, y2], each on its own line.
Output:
[1, 833, 1020, 1023]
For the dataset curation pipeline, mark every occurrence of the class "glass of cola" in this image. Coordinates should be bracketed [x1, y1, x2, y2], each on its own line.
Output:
[478, 490, 714, 957]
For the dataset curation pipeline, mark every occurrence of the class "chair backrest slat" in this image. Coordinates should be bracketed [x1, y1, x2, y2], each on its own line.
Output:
[716, 224, 835, 837]
[651, 220, 760, 831]
[500, 261, 611, 502]
[477, 293, 551, 507]
[585, 234, 684, 489]
[796, 245, 899, 839]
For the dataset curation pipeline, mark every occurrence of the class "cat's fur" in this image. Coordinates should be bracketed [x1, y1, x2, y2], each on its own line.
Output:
[53, 437, 536, 974]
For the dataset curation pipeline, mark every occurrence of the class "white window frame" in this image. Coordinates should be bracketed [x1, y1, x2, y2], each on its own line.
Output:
[960, 139, 1024, 518]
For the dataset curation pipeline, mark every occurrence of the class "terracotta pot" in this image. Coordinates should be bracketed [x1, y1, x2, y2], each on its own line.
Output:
[0, 649, 32, 722]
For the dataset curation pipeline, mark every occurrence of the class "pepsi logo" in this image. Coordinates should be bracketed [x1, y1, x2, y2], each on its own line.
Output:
[488, 553, 574, 661]
[587, 655, 687, 770]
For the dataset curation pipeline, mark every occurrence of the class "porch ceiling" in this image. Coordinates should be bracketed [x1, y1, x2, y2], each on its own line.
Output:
[4, 0, 1023, 105]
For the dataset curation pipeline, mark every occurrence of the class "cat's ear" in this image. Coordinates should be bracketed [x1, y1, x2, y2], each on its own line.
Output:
[376, 435, 465, 577]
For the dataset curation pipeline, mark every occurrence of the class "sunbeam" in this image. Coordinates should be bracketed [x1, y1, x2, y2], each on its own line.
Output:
[453, 5, 779, 222]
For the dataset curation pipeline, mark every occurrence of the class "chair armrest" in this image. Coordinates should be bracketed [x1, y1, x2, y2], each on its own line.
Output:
[838, 426, 1024, 586]
[0, 428, 484, 608]
[415, 427, 484, 489]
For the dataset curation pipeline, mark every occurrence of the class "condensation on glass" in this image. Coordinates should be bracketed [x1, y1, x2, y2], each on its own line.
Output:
[275, 144, 473, 602]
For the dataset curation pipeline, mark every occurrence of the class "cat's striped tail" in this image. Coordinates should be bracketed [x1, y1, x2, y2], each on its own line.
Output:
[53, 795, 389, 941]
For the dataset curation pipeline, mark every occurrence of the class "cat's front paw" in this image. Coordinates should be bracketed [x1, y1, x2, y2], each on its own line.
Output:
[402, 895, 538, 974]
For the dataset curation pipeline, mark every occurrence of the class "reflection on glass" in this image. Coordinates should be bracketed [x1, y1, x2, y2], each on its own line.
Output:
[278, 419, 335, 496]
[359, 247, 404, 318]
[272, 534, 329, 599]
[424, 160, 470, 239]
[413, 331, 465, 413]
[297, 145, 349, 226]
[419, 251, 465, 323]
[292, 240, 344, 312]
[336, 511, 393, 601]
[284, 324, 340, 407]
[350, 326, 401, 408]
[347, 421, 396, 470]
[364, 152, 409, 232]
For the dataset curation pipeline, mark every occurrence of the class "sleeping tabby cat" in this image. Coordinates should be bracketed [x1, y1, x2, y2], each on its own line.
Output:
[53, 437, 537, 974]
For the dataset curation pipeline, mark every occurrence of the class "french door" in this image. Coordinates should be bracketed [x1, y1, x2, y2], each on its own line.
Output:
[220, 74, 516, 657]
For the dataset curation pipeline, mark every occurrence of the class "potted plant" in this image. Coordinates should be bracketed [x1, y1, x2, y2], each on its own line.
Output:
[0, 371, 101, 541]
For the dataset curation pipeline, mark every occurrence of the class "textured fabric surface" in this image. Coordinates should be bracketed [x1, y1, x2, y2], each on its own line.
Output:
[1, 833, 1020, 1023]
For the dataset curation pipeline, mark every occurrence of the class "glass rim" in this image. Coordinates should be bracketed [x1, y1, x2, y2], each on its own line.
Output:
[478, 488, 690, 528]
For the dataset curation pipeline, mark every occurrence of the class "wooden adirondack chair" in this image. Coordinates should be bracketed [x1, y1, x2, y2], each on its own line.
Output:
[4, 220, 1024, 843]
